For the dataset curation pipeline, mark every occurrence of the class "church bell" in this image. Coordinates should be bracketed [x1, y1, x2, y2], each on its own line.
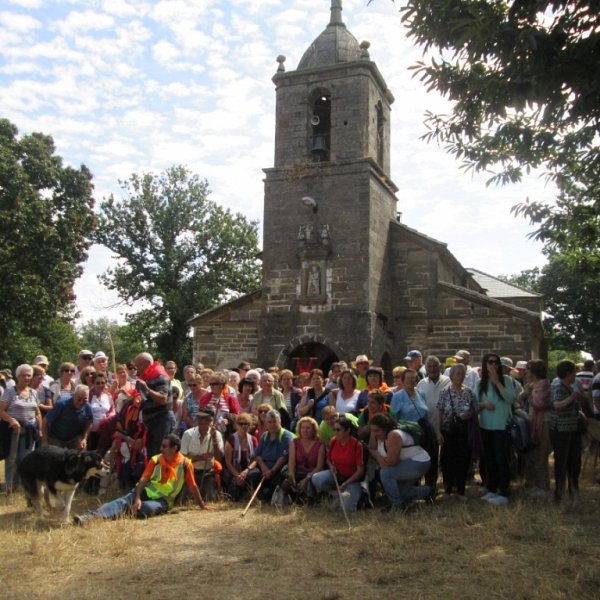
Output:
[311, 135, 328, 155]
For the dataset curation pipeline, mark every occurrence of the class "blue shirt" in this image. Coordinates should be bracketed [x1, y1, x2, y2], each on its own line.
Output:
[391, 389, 428, 423]
[475, 376, 517, 431]
[255, 428, 293, 468]
[45, 396, 93, 441]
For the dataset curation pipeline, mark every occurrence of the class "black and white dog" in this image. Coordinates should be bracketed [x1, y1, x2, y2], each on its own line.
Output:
[18, 445, 109, 525]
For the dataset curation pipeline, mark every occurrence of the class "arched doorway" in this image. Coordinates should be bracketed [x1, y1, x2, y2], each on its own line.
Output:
[380, 351, 393, 386]
[285, 342, 339, 377]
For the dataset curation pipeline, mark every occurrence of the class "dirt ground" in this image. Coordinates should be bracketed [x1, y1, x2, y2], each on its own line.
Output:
[2, 463, 600, 600]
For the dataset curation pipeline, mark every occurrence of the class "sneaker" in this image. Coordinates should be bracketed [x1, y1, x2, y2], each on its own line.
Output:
[480, 492, 498, 501]
[380, 503, 404, 514]
[488, 495, 509, 505]
[426, 486, 438, 506]
[530, 489, 549, 500]
[73, 515, 86, 526]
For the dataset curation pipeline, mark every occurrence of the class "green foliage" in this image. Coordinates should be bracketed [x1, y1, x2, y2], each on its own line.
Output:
[76, 317, 146, 367]
[500, 254, 600, 358]
[498, 267, 541, 293]
[400, 0, 600, 260]
[546, 349, 586, 381]
[92, 166, 261, 366]
[0, 118, 95, 367]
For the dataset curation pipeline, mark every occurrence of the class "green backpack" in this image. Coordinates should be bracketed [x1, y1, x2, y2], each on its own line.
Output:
[396, 420, 424, 447]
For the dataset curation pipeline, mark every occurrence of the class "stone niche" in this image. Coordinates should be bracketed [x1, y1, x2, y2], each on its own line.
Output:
[296, 221, 331, 304]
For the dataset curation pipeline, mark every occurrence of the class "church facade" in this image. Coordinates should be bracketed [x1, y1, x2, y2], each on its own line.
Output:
[190, 1, 545, 375]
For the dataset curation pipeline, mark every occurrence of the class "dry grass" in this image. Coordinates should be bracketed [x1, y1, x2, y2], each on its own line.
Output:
[2, 461, 600, 600]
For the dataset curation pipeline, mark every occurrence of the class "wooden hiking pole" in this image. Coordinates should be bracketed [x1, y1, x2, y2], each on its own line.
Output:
[241, 476, 265, 517]
[332, 467, 352, 530]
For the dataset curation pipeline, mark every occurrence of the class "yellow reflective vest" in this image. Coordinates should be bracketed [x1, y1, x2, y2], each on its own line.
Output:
[145, 454, 190, 507]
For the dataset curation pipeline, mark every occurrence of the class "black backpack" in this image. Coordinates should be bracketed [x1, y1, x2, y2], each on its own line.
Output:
[506, 409, 536, 453]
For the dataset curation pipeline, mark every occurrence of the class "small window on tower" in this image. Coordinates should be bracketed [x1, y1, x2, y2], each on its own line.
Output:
[311, 95, 331, 162]
[376, 101, 385, 167]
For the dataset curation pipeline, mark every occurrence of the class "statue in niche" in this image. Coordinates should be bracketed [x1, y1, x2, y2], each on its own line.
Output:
[305, 224, 314, 241]
[320, 223, 330, 243]
[307, 264, 321, 296]
[298, 224, 306, 241]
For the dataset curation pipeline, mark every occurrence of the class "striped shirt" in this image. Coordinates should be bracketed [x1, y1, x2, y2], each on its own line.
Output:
[1, 386, 39, 425]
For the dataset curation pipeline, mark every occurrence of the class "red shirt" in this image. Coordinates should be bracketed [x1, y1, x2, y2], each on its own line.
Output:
[328, 436, 363, 478]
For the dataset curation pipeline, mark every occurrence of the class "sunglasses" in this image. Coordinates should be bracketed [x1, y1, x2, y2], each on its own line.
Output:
[63, 369, 76, 373]
[258, 410, 269, 414]
[160, 443, 170, 449]
[237, 422, 250, 427]
[189, 383, 199, 388]
[81, 356, 92, 361]
[210, 382, 224, 387]
[487, 360, 500, 365]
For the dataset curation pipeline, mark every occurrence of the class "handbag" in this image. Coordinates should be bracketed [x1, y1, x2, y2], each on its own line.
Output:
[270, 485, 290, 507]
[413, 403, 436, 453]
[572, 399, 587, 433]
[0, 419, 13, 461]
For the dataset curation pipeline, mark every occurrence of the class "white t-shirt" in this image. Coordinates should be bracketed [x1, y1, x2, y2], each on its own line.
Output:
[335, 390, 360, 415]
[376, 429, 430, 463]
[90, 393, 112, 431]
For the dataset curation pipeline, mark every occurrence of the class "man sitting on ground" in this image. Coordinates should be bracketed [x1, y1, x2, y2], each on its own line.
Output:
[75, 434, 214, 524]
[247, 410, 293, 502]
[181, 406, 224, 501]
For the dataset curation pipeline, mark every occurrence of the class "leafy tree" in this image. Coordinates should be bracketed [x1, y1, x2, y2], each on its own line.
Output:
[77, 317, 146, 367]
[500, 254, 600, 358]
[546, 349, 586, 380]
[498, 267, 541, 294]
[92, 166, 261, 366]
[400, 0, 600, 260]
[0, 118, 95, 367]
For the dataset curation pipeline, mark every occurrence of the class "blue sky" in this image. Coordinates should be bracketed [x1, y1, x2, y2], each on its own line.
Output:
[0, 0, 553, 323]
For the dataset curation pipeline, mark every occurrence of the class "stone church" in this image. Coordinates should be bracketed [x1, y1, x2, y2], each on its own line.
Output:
[190, 1, 545, 376]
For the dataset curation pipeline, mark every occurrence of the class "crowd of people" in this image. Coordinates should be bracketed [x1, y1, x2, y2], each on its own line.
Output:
[1, 348, 598, 524]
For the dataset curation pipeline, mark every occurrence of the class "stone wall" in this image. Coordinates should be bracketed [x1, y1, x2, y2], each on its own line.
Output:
[272, 62, 393, 173]
[191, 293, 261, 371]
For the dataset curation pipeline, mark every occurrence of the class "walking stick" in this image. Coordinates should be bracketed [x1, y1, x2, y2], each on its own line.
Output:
[199, 406, 221, 497]
[332, 467, 352, 530]
[107, 330, 117, 381]
[6, 425, 21, 496]
[241, 475, 265, 517]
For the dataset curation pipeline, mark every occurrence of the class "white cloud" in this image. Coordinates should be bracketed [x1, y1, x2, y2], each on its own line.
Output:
[8, 0, 43, 8]
[152, 39, 181, 64]
[0, 61, 42, 75]
[53, 10, 115, 37]
[0, 11, 42, 32]
[102, 0, 151, 18]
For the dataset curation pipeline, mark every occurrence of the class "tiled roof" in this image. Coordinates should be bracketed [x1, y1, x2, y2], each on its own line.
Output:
[466, 268, 541, 298]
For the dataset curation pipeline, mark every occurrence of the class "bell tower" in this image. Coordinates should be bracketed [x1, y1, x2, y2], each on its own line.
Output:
[258, 0, 399, 370]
